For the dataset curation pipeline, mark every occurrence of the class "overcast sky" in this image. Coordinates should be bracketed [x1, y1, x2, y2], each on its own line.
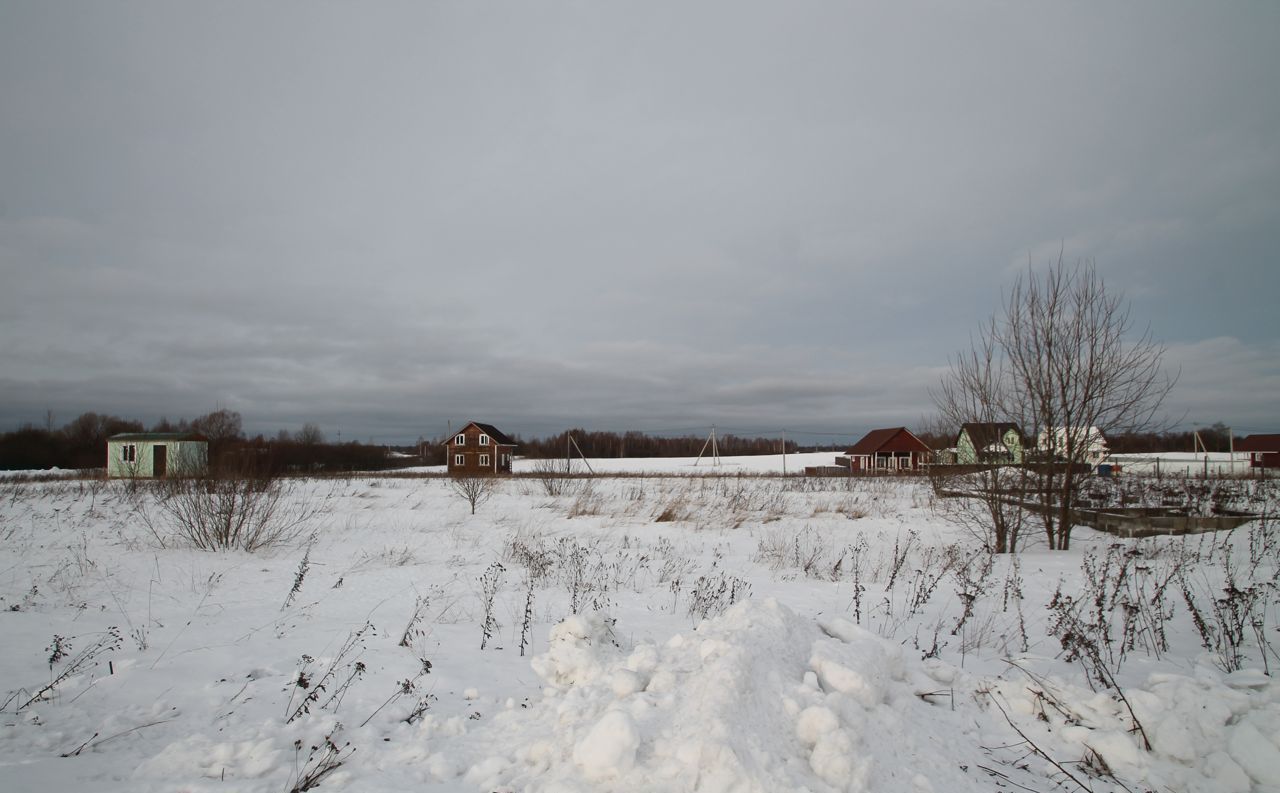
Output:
[2, 2, 1277, 443]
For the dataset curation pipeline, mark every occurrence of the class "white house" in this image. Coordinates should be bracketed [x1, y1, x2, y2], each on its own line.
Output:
[106, 433, 208, 478]
[1036, 427, 1108, 467]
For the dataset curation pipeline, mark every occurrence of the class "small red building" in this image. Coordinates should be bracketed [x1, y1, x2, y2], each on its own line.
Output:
[446, 422, 516, 476]
[1236, 434, 1280, 469]
[844, 427, 932, 472]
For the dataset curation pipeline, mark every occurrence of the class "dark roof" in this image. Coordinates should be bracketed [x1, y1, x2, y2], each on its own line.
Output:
[845, 427, 930, 456]
[1236, 434, 1280, 453]
[452, 421, 516, 446]
[958, 423, 1023, 450]
[108, 432, 208, 442]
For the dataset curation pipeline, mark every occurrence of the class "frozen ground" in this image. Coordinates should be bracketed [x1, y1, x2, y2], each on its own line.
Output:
[1, 466, 1278, 792]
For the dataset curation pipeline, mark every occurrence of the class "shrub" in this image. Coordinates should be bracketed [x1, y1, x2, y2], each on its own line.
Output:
[146, 467, 323, 552]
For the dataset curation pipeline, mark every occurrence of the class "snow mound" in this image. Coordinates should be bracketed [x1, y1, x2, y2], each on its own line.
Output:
[467, 599, 974, 792]
[529, 612, 624, 689]
[460, 601, 1280, 793]
[984, 667, 1280, 792]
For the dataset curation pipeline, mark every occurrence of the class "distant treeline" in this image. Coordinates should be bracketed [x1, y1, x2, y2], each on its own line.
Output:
[511, 429, 796, 460]
[0, 412, 1249, 472]
[0, 410, 406, 473]
[0, 413, 147, 470]
[1106, 423, 1238, 454]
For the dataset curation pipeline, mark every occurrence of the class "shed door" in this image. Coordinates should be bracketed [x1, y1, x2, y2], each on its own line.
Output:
[153, 445, 168, 478]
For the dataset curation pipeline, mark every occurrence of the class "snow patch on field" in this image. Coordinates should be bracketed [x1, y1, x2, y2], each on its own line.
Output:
[450, 599, 1280, 793]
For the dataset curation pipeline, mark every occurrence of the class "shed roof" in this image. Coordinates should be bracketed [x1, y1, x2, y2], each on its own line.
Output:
[108, 432, 208, 442]
[845, 427, 930, 456]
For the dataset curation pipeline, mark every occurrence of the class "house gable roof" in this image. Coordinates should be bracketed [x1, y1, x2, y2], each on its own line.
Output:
[845, 427, 930, 456]
[450, 422, 516, 446]
[957, 423, 1023, 450]
[1236, 434, 1280, 453]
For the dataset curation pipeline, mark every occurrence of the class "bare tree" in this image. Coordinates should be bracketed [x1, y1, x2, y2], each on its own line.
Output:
[450, 475, 497, 515]
[191, 408, 244, 469]
[190, 409, 243, 447]
[936, 257, 1175, 550]
[931, 323, 1031, 553]
[295, 423, 326, 445]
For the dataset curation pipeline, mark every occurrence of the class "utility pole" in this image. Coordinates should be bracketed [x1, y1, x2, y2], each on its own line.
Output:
[569, 434, 595, 475]
[694, 426, 721, 467]
[781, 429, 787, 476]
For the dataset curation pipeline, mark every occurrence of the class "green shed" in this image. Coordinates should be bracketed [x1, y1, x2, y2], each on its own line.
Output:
[106, 432, 208, 478]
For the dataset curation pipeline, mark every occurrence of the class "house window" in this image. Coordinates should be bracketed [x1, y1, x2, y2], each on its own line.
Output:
[454, 454, 464, 466]
[479, 434, 490, 446]
[121, 444, 137, 463]
[479, 454, 490, 466]
[455, 434, 466, 445]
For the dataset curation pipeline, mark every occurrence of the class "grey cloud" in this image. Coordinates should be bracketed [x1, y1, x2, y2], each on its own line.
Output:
[2, 2, 1277, 442]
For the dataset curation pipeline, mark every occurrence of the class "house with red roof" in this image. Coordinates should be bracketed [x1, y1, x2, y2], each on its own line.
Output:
[844, 427, 932, 472]
[1236, 434, 1280, 469]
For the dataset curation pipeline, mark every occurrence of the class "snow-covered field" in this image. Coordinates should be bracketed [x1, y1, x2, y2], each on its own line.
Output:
[402, 450, 842, 476]
[2, 468, 1278, 792]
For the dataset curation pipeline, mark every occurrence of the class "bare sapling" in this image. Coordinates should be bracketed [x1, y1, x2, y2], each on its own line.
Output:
[451, 475, 497, 515]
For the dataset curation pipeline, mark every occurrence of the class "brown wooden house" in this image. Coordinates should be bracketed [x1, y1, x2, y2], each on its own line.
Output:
[1236, 434, 1280, 469]
[446, 422, 516, 476]
[844, 427, 932, 471]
